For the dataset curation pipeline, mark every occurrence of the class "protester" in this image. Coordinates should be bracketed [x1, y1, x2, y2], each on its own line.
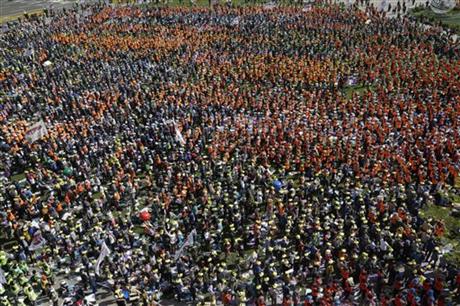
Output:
[0, 1, 459, 305]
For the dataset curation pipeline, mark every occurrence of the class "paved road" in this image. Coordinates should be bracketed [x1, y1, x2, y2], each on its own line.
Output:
[0, 0, 76, 17]
[0, 0, 430, 19]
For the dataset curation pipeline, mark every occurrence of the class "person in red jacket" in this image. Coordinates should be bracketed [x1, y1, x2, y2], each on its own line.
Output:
[380, 294, 389, 306]
[359, 269, 369, 299]
[407, 288, 417, 306]
[222, 290, 232, 305]
[456, 271, 460, 295]
[434, 276, 443, 300]
[282, 294, 292, 306]
[256, 293, 266, 306]
[394, 292, 404, 306]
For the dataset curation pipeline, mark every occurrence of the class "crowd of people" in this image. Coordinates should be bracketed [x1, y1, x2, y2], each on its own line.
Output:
[0, 1, 459, 305]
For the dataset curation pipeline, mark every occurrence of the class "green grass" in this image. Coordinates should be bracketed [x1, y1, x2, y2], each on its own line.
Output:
[10, 172, 26, 183]
[92, 191, 103, 200]
[343, 84, 375, 99]
[133, 225, 145, 235]
[225, 252, 240, 265]
[449, 192, 460, 204]
[411, 7, 460, 33]
[420, 203, 460, 265]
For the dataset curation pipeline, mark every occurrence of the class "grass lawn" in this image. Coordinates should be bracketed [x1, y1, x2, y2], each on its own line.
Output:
[420, 202, 460, 265]
[411, 7, 460, 33]
[343, 84, 375, 99]
[419, 174, 460, 265]
[10, 171, 26, 183]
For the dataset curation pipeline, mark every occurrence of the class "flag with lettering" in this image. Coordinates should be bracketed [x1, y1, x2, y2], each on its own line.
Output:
[25, 120, 48, 143]
[95, 241, 111, 275]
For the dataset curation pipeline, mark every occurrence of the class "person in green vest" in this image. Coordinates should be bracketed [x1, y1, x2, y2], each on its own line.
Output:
[18, 273, 29, 287]
[23, 283, 38, 306]
[12, 263, 23, 277]
[16, 299, 27, 306]
[0, 296, 11, 306]
[0, 251, 7, 267]
[40, 261, 54, 285]
[18, 261, 28, 274]
[10, 281, 21, 304]
[7, 274, 21, 294]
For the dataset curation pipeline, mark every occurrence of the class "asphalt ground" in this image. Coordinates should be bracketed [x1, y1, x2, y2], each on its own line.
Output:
[0, 0, 75, 18]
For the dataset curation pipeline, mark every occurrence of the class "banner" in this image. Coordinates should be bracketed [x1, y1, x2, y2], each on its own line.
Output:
[29, 230, 46, 251]
[231, 17, 240, 26]
[174, 229, 196, 260]
[25, 120, 48, 143]
[163, 119, 185, 145]
[346, 75, 358, 86]
[0, 268, 6, 284]
[23, 47, 34, 57]
[95, 241, 111, 275]
[172, 120, 186, 146]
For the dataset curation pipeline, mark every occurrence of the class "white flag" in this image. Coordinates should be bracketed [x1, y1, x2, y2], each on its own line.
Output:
[174, 229, 196, 260]
[175, 127, 185, 145]
[0, 268, 6, 284]
[23, 47, 34, 57]
[95, 242, 111, 275]
[231, 17, 240, 26]
[25, 120, 48, 143]
[173, 121, 186, 146]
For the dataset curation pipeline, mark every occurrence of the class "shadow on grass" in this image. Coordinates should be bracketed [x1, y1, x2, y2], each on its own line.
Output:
[420, 203, 460, 265]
